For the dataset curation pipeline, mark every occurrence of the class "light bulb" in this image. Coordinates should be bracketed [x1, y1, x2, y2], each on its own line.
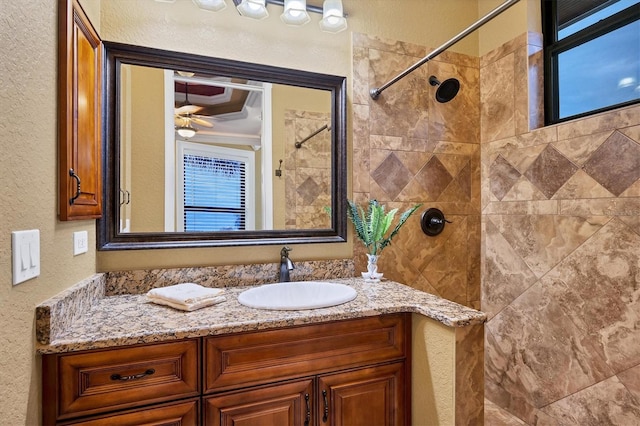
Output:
[319, 0, 347, 33]
[281, 0, 310, 25]
[236, 0, 269, 19]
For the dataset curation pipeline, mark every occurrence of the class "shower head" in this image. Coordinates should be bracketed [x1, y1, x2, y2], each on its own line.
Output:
[429, 75, 460, 103]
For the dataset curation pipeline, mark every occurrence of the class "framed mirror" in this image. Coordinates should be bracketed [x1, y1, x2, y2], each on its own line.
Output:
[98, 42, 347, 250]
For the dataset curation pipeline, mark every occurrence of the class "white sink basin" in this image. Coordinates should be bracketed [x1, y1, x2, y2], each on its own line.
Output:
[238, 281, 357, 310]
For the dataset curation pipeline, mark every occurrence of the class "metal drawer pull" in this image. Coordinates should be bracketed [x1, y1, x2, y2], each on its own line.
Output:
[110, 368, 155, 381]
[304, 393, 310, 426]
[322, 389, 329, 422]
[69, 169, 81, 205]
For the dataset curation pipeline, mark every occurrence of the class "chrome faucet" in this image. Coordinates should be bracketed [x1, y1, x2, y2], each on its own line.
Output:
[279, 246, 295, 282]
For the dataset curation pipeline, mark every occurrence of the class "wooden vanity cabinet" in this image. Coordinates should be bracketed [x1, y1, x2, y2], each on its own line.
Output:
[58, 0, 103, 220]
[42, 314, 410, 426]
[203, 313, 410, 426]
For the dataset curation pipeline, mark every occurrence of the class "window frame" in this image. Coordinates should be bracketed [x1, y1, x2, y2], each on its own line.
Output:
[542, 0, 640, 124]
[175, 141, 256, 232]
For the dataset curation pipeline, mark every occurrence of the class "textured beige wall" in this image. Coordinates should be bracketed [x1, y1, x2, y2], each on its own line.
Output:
[129, 65, 166, 232]
[478, 0, 541, 55]
[412, 314, 456, 425]
[0, 2, 98, 424]
[0, 0, 485, 423]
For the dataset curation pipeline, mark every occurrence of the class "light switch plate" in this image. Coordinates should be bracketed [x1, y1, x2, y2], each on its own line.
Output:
[12, 229, 40, 285]
[73, 230, 89, 255]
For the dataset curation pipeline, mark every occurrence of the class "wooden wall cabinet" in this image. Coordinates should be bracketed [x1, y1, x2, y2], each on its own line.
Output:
[42, 314, 410, 425]
[58, 0, 102, 220]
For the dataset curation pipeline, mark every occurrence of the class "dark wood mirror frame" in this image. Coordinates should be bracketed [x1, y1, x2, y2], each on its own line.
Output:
[98, 42, 347, 250]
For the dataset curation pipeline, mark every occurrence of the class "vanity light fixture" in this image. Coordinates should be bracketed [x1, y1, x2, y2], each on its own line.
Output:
[319, 0, 347, 33]
[156, 0, 347, 32]
[192, 0, 227, 12]
[236, 0, 269, 19]
[176, 125, 197, 139]
[281, 0, 310, 26]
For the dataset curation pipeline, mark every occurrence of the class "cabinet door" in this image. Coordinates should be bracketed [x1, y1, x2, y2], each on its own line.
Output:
[317, 363, 408, 426]
[203, 379, 314, 426]
[58, 0, 102, 220]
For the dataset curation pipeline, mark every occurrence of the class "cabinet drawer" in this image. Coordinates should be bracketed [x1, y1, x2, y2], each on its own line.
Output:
[43, 339, 200, 422]
[62, 398, 199, 426]
[204, 313, 409, 393]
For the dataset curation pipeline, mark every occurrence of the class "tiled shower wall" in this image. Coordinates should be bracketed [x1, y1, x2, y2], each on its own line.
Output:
[352, 33, 484, 424]
[352, 33, 481, 309]
[481, 33, 640, 424]
[284, 110, 332, 229]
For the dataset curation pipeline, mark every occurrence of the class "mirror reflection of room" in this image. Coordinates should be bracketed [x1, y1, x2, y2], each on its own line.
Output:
[118, 63, 331, 234]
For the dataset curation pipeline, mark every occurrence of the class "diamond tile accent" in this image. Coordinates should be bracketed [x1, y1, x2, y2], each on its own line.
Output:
[297, 176, 321, 205]
[415, 155, 453, 200]
[371, 152, 413, 200]
[523, 145, 578, 199]
[490, 155, 521, 201]
[582, 131, 640, 196]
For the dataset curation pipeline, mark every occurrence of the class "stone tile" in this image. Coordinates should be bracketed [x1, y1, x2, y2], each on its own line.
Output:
[369, 134, 403, 151]
[501, 176, 549, 201]
[523, 145, 578, 199]
[527, 47, 544, 132]
[394, 150, 431, 175]
[484, 327, 543, 424]
[541, 376, 640, 425]
[368, 48, 430, 139]
[466, 214, 482, 304]
[544, 219, 640, 373]
[558, 198, 640, 217]
[486, 282, 614, 411]
[489, 155, 521, 201]
[428, 60, 480, 144]
[296, 176, 321, 206]
[556, 104, 640, 140]
[455, 324, 484, 425]
[483, 200, 559, 215]
[395, 178, 430, 202]
[415, 156, 454, 200]
[352, 148, 370, 194]
[481, 53, 515, 143]
[514, 42, 529, 136]
[621, 178, 640, 197]
[582, 131, 640, 196]
[484, 399, 527, 426]
[370, 152, 413, 200]
[552, 130, 611, 166]
[489, 214, 605, 278]
[618, 364, 640, 404]
[552, 170, 614, 200]
[482, 218, 537, 320]
[352, 45, 370, 106]
[501, 144, 547, 174]
[480, 32, 528, 69]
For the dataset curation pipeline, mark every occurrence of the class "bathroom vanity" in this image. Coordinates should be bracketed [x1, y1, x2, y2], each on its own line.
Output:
[37, 273, 486, 425]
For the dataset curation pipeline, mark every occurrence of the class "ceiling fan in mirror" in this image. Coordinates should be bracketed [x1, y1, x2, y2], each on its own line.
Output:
[174, 82, 215, 138]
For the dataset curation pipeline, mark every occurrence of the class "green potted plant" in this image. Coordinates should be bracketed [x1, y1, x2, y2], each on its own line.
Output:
[347, 199, 421, 282]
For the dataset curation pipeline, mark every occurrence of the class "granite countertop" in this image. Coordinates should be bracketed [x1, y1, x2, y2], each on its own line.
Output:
[36, 276, 486, 354]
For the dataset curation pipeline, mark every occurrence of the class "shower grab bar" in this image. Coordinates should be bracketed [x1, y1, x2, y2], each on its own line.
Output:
[369, 0, 521, 100]
[295, 124, 330, 148]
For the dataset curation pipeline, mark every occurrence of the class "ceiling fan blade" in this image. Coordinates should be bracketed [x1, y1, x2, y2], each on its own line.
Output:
[190, 117, 214, 128]
[175, 104, 202, 114]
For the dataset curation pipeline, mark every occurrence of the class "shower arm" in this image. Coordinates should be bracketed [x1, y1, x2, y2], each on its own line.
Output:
[295, 124, 330, 148]
[369, 0, 521, 100]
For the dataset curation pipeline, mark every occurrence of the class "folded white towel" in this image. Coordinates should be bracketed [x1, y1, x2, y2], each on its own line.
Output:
[146, 283, 225, 311]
